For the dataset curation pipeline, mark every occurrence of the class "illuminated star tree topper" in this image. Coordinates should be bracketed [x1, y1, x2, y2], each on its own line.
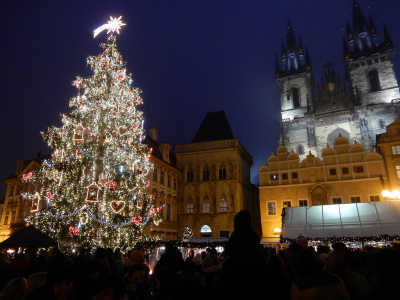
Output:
[93, 16, 126, 38]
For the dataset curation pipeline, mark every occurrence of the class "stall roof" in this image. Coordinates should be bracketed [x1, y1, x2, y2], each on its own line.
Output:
[282, 201, 400, 239]
[183, 237, 229, 243]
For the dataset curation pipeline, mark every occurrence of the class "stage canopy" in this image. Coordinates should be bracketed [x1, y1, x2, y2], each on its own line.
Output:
[282, 201, 400, 240]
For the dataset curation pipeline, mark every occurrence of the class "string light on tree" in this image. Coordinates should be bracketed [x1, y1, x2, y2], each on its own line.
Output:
[24, 16, 163, 251]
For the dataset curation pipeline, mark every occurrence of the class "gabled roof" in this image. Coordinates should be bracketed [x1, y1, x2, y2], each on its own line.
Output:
[191, 110, 235, 143]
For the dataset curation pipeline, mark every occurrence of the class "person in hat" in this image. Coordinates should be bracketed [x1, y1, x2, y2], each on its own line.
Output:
[45, 263, 75, 300]
[130, 251, 145, 264]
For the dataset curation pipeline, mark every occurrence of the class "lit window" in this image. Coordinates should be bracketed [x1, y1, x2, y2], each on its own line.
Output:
[369, 195, 380, 202]
[270, 174, 278, 180]
[220, 196, 228, 213]
[283, 201, 291, 208]
[203, 199, 210, 214]
[392, 146, 400, 155]
[351, 196, 361, 203]
[268, 202, 276, 215]
[332, 198, 342, 204]
[299, 200, 308, 206]
[219, 165, 226, 180]
[297, 145, 304, 155]
[187, 199, 193, 214]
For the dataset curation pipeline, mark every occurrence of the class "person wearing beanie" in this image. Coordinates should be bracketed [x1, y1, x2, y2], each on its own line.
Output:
[45, 263, 75, 300]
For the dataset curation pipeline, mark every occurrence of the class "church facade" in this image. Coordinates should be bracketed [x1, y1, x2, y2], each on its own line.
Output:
[276, 0, 400, 159]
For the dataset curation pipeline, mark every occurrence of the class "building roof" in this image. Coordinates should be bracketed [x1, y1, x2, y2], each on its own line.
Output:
[143, 135, 178, 168]
[191, 110, 235, 143]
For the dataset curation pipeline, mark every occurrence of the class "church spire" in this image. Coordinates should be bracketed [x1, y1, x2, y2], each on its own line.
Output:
[353, 0, 368, 34]
[298, 34, 304, 60]
[383, 25, 394, 50]
[343, 36, 350, 60]
[368, 14, 377, 38]
[281, 40, 286, 63]
[275, 54, 281, 78]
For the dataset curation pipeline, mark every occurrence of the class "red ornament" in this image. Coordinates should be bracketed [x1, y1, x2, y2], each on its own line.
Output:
[131, 216, 142, 225]
[113, 112, 116, 115]
[69, 226, 79, 236]
[137, 232, 142, 237]
[89, 232, 93, 236]
[92, 135, 96, 139]
[55, 134, 59, 137]
[46, 130, 50, 133]
[113, 132, 116, 136]
[22, 171, 33, 181]
[102, 136, 106, 140]
[120, 145, 123, 149]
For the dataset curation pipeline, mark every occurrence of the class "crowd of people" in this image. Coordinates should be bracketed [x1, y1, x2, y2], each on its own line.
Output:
[0, 210, 400, 300]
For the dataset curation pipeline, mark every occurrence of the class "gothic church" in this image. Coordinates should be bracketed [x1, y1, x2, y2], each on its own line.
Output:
[276, 0, 400, 158]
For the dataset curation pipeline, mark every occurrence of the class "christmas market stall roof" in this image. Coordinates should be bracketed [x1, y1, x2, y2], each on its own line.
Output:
[0, 225, 58, 249]
[282, 201, 400, 242]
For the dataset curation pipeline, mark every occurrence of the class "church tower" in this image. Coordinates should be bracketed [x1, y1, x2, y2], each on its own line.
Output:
[344, 0, 399, 105]
[276, 20, 316, 156]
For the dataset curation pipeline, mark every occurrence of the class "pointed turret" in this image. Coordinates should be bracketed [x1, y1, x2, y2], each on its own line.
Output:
[298, 35, 304, 60]
[343, 36, 351, 60]
[353, 0, 368, 34]
[275, 54, 281, 78]
[383, 25, 394, 50]
[346, 21, 354, 47]
[281, 40, 286, 63]
[304, 47, 312, 71]
[368, 14, 377, 38]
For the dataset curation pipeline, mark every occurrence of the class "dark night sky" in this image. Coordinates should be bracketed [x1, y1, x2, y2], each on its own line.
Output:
[1, 0, 400, 196]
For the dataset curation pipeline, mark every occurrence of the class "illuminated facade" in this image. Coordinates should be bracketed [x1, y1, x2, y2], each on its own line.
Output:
[0, 158, 42, 241]
[175, 111, 260, 239]
[144, 127, 180, 241]
[276, 0, 400, 160]
[259, 136, 387, 243]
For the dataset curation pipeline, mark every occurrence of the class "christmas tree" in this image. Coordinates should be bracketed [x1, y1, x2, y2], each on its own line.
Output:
[24, 17, 163, 251]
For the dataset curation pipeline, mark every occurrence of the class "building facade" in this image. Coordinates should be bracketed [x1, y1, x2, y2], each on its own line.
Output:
[144, 127, 180, 241]
[276, 0, 400, 160]
[175, 111, 260, 238]
[0, 158, 42, 242]
[259, 136, 387, 243]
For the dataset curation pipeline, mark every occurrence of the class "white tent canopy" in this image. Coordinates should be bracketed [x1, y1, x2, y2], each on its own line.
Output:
[282, 201, 400, 239]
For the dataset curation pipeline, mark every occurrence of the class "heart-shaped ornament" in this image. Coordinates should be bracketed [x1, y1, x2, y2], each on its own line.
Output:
[110, 201, 125, 213]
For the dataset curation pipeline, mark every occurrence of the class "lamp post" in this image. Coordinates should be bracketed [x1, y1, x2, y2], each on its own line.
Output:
[382, 190, 400, 200]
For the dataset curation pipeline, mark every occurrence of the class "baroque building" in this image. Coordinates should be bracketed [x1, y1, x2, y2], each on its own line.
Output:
[259, 136, 387, 243]
[0, 158, 42, 241]
[144, 127, 180, 241]
[276, 0, 400, 159]
[175, 111, 261, 238]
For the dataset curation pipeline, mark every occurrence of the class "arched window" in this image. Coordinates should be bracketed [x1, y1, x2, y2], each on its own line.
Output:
[187, 198, 193, 214]
[187, 167, 194, 182]
[203, 198, 210, 214]
[297, 144, 304, 155]
[292, 87, 300, 108]
[220, 196, 228, 213]
[203, 166, 209, 181]
[219, 165, 226, 180]
[368, 69, 380, 92]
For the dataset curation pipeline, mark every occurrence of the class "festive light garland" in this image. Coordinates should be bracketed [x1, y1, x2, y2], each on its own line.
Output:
[24, 17, 163, 251]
